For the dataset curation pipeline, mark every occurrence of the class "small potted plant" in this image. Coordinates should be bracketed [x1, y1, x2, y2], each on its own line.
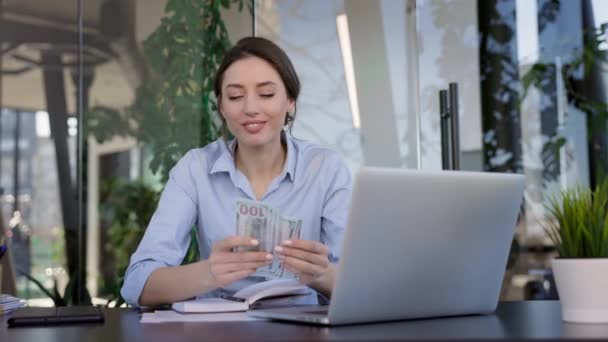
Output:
[544, 180, 608, 323]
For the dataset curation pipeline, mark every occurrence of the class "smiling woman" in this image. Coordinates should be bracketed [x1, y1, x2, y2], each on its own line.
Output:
[120, 37, 353, 308]
[214, 37, 300, 141]
[215, 38, 298, 200]
[220, 57, 294, 149]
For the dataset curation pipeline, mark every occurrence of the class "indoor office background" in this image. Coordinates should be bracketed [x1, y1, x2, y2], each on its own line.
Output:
[0, 0, 606, 306]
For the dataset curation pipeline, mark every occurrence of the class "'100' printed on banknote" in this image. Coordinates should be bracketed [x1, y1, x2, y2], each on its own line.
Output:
[235, 199, 302, 278]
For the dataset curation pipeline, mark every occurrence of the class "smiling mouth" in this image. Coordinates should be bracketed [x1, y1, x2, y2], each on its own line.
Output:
[243, 122, 265, 128]
[242, 121, 267, 134]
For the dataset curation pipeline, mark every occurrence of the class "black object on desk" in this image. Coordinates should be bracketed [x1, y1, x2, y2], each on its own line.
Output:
[7, 306, 104, 327]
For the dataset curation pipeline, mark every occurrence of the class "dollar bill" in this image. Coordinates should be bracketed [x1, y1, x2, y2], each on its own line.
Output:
[235, 199, 272, 252]
[235, 199, 302, 278]
[269, 215, 302, 278]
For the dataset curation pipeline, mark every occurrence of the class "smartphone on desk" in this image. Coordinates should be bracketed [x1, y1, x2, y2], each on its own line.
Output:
[8, 306, 104, 327]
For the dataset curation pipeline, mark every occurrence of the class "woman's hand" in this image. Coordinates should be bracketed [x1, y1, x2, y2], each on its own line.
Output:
[205, 236, 273, 288]
[274, 239, 331, 285]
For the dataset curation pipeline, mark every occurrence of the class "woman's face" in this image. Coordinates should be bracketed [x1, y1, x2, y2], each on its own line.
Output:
[219, 56, 295, 150]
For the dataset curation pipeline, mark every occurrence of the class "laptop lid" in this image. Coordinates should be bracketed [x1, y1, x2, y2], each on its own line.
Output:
[327, 167, 525, 325]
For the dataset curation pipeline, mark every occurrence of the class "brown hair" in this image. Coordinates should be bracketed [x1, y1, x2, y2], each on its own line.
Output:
[214, 37, 300, 138]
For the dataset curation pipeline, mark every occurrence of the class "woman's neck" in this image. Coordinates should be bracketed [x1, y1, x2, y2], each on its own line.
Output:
[235, 136, 287, 186]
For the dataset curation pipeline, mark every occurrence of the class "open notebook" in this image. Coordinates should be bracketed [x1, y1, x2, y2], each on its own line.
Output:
[172, 278, 310, 313]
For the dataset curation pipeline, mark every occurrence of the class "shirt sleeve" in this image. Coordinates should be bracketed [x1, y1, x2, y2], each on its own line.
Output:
[320, 154, 353, 263]
[120, 151, 198, 307]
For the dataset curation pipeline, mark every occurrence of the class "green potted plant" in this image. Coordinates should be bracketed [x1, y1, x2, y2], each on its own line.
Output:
[544, 180, 608, 323]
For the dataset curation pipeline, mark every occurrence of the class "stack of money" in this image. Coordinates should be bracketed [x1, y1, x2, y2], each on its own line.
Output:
[235, 199, 302, 279]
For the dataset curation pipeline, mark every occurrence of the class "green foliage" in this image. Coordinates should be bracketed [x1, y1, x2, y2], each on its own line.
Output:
[85, 0, 244, 305]
[101, 177, 201, 271]
[20, 270, 92, 307]
[543, 180, 608, 258]
[99, 178, 201, 306]
[521, 24, 608, 120]
[88, 0, 244, 183]
[521, 24, 608, 184]
[101, 178, 161, 276]
[21, 229, 91, 305]
[99, 178, 157, 306]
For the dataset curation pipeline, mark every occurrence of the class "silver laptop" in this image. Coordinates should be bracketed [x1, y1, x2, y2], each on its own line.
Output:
[250, 167, 525, 325]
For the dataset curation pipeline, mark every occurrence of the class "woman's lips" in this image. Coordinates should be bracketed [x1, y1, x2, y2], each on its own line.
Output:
[242, 121, 266, 134]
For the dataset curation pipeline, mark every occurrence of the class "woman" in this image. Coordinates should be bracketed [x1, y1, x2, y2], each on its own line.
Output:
[121, 37, 352, 307]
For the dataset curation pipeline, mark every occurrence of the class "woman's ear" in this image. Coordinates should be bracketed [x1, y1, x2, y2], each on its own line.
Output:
[288, 98, 295, 113]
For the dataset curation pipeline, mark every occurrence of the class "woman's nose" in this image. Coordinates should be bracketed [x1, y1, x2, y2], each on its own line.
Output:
[243, 95, 260, 115]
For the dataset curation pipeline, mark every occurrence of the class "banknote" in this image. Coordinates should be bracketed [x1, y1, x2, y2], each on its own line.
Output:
[267, 215, 302, 278]
[235, 199, 273, 252]
[235, 199, 302, 278]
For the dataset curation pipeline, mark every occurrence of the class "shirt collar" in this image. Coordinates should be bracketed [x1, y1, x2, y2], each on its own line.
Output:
[209, 138, 237, 175]
[283, 133, 297, 182]
[209, 133, 297, 182]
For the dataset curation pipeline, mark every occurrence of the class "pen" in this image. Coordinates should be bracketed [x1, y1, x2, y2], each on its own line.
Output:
[219, 294, 246, 302]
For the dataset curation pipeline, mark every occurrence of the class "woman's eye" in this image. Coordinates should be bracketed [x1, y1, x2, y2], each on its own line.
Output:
[228, 96, 243, 100]
[260, 94, 275, 98]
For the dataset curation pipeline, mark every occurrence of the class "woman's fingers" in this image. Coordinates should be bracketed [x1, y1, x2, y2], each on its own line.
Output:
[273, 239, 330, 284]
[209, 259, 269, 287]
[282, 264, 315, 284]
[209, 237, 331, 287]
[207, 236, 273, 287]
[280, 255, 325, 278]
[213, 236, 259, 252]
[215, 269, 257, 287]
[213, 251, 271, 264]
[275, 239, 329, 269]
[274, 245, 328, 268]
[281, 239, 329, 256]
[210, 235, 271, 264]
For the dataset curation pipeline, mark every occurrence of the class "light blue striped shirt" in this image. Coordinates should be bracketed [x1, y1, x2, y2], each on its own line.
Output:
[121, 134, 353, 307]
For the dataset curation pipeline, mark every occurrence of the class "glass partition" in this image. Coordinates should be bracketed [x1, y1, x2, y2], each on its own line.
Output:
[414, 0, 607, 300]
[83, 0, 253, 303]
[1, 0, 253, 305]
[0, 0, 79, 303]
[256, 0, 608, 301]
[254, 0, 419, 172]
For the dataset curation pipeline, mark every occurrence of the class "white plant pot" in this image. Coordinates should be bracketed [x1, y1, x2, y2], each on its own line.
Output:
[552, 258, 608, 323]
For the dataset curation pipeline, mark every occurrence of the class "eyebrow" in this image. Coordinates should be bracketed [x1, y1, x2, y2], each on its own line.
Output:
[225, 81, 278, 89]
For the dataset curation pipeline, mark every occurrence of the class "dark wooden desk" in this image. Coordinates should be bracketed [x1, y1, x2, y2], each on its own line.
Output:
[1, 301, 608, 341]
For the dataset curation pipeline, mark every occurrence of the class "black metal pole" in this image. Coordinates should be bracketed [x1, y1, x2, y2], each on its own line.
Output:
[449, 82, 460, 170]
[251, 0, 256, 36]
[12, 110, 30, 294]
[12, 111, 18, 215]
[0, 111, 3, 194]
[0, 0, 4, 198]
[439, 90, 451, 170]
[581, 0, 608, 189]
[76, 0, 85, 305]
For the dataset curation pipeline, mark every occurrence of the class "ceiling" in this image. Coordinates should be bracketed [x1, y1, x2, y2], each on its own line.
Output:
[1, 0, 147, 113]
[1, 0, 251, 115]
[3, 0, 104, 31]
